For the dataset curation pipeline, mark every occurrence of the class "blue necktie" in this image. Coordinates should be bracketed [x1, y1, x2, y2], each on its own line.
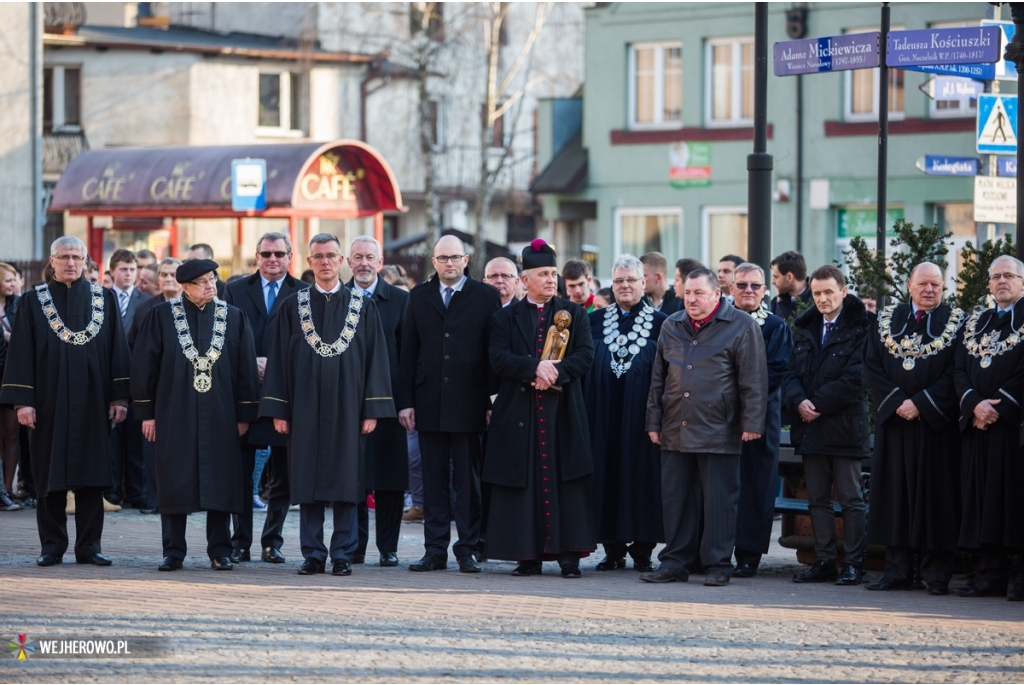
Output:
[444, 287, 453, 308]
[822, 321, 835, 345]
[267, 281, 278, 316]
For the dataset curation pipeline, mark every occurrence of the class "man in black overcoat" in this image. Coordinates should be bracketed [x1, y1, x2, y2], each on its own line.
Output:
[397, 235, 502, 573]
[485, 239, 597, 578]
[224, 232, 308, 564]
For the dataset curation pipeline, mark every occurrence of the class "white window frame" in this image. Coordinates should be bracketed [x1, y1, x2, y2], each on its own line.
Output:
[256, 71, 305, 138]
[628, 41, 683, 131]
[700, 205, 749, 266]
[843, 26, 905, 123]
[927, 20, 981, 119]
[704, 36, 754, 128]
[45, 64, 82, 132]
[613, 206, 684, 260]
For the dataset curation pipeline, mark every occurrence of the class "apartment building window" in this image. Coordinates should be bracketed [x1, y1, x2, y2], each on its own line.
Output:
[43, 66, 82, 133]
[844, 27, 904, 122]
[929, 20, 980, 118]
[258, 72, 305, 134]
[701, 207, 748, 267]
[705, 37, 753, 126]
[628, 42, 682, 129]
[614, 208, 682, 261]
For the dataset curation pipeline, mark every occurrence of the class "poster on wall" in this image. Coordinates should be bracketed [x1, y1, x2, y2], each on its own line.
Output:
[669, 142, 711, 189]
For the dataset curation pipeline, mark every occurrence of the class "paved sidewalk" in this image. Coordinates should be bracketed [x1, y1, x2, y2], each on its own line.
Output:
[1, 507, 1022, 682]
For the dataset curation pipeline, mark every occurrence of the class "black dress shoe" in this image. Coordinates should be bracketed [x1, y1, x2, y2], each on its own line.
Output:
[158, 556, 183, 572]
[332, 559, 352, 576]
[926, 581, 950, 596]
[704, 567, 731, 586]
[210, 556, 234, 571]
[261, 547, 286, 564]
[511, 561, 543, 576]
[632, 557, 656, 573]
[458, 556, 482, 573]
[139, 508, 158, 515]
[409, 554, 447, 572]
[595, 556, 626, 571]
[230, 548, 251, 563]
[351, 553, 366, 565]
[640, 567, 687, 583]
[76, 553, 113, 566]
[793, 559, 838, 583]
[865, 576, 913, 591]
[36, 553, 63, 567]
[379, 551, 399, 567]
[298, 558, 326, 575]
[835, 563, 863, 585]
[733, 562, 757, 578]
[560, 563, 582, 579]
[1008, 582, 1024, 601]
[953, 579, 1008, 597]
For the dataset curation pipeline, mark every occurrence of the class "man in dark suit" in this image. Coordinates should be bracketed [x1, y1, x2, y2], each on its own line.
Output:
[640, 252, 681, 315]
[398, 235, 502, 573]
[348, 236, 410, 567]
[224, 232, 308, 564]
[106, 249, 148, 508]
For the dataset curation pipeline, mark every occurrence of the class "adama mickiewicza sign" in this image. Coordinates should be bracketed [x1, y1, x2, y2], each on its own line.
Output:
[773, 33, 879, 76]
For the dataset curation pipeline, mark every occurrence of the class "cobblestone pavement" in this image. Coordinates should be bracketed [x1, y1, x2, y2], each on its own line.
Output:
[1, 507, 1022, 682]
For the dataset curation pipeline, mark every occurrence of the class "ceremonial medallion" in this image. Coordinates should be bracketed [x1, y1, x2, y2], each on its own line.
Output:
[298, 288, 364, 357]
[963, 309, 1023, 369]
[171, 297, 228, 393]
[605, 304, 656, 378]
[879, 305, 964, 371]
[36, 282, 106, 345]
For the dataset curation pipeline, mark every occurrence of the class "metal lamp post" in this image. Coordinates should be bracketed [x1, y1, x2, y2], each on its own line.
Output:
[748, 2, 774, 271]
[1006, 2, 1024, 258]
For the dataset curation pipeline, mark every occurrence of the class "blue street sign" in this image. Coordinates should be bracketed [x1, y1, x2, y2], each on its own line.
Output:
[919, 76, 984, 101]
[231, 159, 267, 212]
[977, 94, 1018, 154]
[982, 20, 1017, 81]
[999, 157, 1017, 177]
[914, 155, 979, 176]
[887, 26, 1002, 68]
[773, 33, 879, 76]
[903, 62, 996, 80]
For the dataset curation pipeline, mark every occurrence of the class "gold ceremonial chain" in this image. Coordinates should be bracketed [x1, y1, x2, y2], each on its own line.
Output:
[964, 309, 1024, 369]
[750, 302, 769, 327]
[171, 297, 228, 393]
[36, 282, 105, 345]
[298, 288, 363, 357]
[879, 305, 963, 371]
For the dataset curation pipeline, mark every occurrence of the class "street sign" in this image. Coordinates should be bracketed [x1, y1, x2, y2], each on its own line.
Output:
[974, 176, 1017, 223]
[903, 62, 996, 80]
[918, 76, 984, 101]
[914, 155, 978, 176]
[982, 20, 1017, 81]
[999, 157, 1017, 177]
[976, 94, 1018, 154]
[231, 159, 266, 212]
[773, 33, 879, 76]
[887, 26, 1002, 67]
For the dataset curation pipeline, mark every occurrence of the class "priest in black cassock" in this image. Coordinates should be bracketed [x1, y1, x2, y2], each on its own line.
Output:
[0, 236, 130, 567]
[583, 254, 665, 573]
[484, 239, 596, 578]
[953, 255, 1024, 599]
[731, 263, 793, 578]
[131, 259, 261, 571]
[863, 263, 964, 595]
[259, 233, 395, 577]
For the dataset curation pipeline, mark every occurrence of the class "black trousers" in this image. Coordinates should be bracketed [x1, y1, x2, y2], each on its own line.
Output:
[161, 510, 232, 560]
[231, 439, 257, 552]
[885, 545, 955, 585]
[357, 490, 404, 556]
[803, 454, 867, 566]
[140, 437, 159, 510]
[418, 431, 481, 560]
[976, 545, 1022, 585]
[300, 502, 358, 562]
[106, 410, 146, 506]
[259, 445, 290, 551]
[37, 487, 104, 558]
[603, 541, 657, 561]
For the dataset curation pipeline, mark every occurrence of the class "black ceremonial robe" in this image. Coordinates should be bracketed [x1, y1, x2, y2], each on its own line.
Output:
[954, 300, 1024, 551]
[483, 296, 597, 561]
[259, 286, 396, 505]
[582, 302, 666, 546]
[865, 303, 963, 552]
[130, 297, 261, 515]
[0, 277, 130, 497]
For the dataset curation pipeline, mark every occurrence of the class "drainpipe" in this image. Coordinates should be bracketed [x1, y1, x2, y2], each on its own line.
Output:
[30, 2, 43, 259]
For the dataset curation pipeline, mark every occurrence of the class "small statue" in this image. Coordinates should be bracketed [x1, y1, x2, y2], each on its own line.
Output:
[539, 310, 571, 392]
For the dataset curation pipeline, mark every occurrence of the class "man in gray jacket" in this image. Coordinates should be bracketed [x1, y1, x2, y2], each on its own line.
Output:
[643, 268, 768, 586]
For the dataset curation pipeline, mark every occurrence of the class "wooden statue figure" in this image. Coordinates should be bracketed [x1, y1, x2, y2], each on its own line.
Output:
[540, 310, 571, 392]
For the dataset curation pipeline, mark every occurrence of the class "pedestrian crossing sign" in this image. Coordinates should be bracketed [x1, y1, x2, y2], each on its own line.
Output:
[977, 94, 1018, 155]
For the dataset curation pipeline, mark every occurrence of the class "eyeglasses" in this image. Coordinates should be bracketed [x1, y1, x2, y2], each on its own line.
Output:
[259, 251, 289, 259]
[486, 273, 517, 280]
[433, 255, 465, 264]
[612, 277, 641, 286]
[989, 272, 1022, 282]
[53, 254, 85, 263]
[734, 283, 765, 291]
[187, 276, 218, 287]
[310, 253, 341, 262]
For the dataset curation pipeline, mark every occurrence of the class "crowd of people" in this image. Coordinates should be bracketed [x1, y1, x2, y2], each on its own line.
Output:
[3, 231, 1023, 600]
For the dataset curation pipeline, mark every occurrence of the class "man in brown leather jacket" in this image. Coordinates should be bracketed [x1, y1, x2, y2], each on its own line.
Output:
[643, 268, 768, 586]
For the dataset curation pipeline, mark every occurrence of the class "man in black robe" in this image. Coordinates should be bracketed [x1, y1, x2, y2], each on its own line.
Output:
[260, 233, 395, 577]
[131, 259, 261, 571]
[583, 254, 666, 573]
[0, 236, 130, 567]
[484, 239, 597, 578]
[953, 255, 1024, 599]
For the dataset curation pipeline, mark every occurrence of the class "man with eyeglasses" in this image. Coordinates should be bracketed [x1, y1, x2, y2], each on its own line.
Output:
[484, 257, 520, 308]
[0, 236, 131, 568]
[131, 259, 260, 572]
[397, 234, 501, 573]
[223, 232, 308, 565]
[730, 263, 793, 578]
[187, 244, 227, 299]
[582, 254, 667, 574]
[953, 255, 1024, 599]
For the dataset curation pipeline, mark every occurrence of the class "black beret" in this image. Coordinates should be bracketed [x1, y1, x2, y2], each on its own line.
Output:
[176, 259, 219, 284]
[522, 238, 556, 271]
